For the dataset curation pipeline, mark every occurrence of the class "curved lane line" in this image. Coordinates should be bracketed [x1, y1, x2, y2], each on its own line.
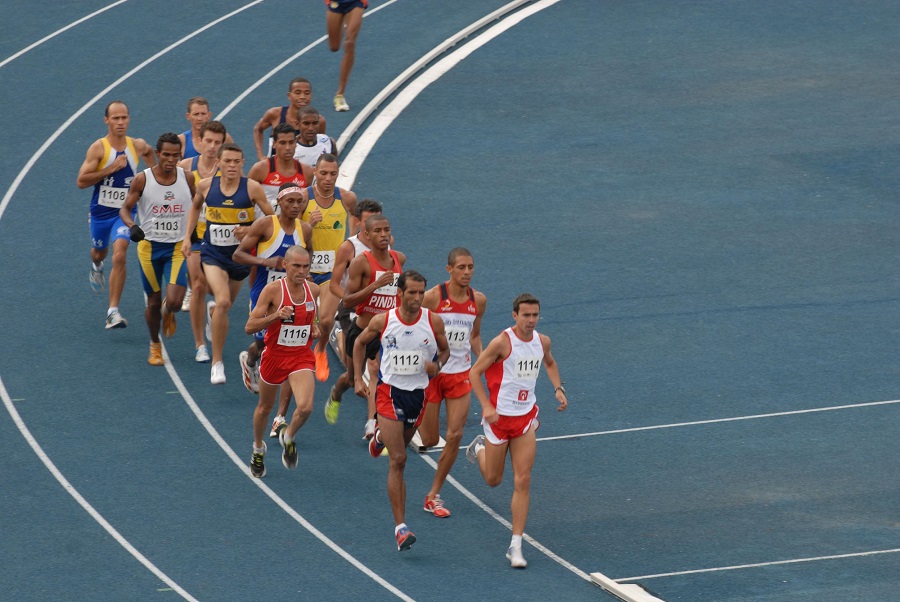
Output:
[0, 1, 129, 70]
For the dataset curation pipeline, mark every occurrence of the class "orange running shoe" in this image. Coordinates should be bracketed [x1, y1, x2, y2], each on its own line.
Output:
[314, 348, 330, 382]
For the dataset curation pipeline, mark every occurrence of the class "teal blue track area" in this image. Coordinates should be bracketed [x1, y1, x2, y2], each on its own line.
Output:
[1, 1, 898, 600]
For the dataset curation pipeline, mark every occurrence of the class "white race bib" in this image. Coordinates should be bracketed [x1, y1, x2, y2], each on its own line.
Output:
[445, 326, 469, 351]
[277, 324, 310, 347]
[98, 185, 128, 208]
[373, 271, 399, 296]
[311, 250, 335, 274]
[266, 269, 286, 284]
[388, 350, 424, 375]
[514, 356, 541, 380]
[152, 217, 182, 237]
[208, 224, 237, 246]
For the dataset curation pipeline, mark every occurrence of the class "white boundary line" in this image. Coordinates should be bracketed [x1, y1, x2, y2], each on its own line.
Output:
[619, 547, 900, 581]
[536, 398, 900, 443]
[159, 345, 414, 601]
[216, 0, 402, 121]
[0, 377, 198, 601]
[0, 4, 266, 598]
[0, 0, 129, 70]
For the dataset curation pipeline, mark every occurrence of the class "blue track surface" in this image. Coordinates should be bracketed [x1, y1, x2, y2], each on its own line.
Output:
[1, 1, 898, 600]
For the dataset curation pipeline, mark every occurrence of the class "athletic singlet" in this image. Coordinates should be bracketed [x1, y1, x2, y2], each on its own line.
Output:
[432, 283, 478, 375]
[263, 279, 316, 353]
[340, 234, 371, 290]
[293, 134, 336, 166]
[485, 327, 544, 416]
[203, 176, 255, 248]
[136, 167, 192, 243]
[259, 157, 308, 206]
[250, 215, 307, 302]
[182, 128, 199, 159]
[355, 250, 401, 316]
[378, 308, 438, 391]
[90, 137, 139, 219]
[189, 156, 221, 240]
[302, 185, 348, 274]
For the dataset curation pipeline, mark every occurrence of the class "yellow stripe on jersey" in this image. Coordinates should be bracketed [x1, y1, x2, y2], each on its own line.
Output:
[205, 205, 255, 224]
[257, 216, 306, 257]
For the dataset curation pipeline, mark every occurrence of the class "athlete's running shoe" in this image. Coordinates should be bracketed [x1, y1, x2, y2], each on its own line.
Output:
[195, 344, 210, 363]
[249, 442, 266, 478]
[89, 261, 105, 293]
[210, 361, 226, 385]
[368, 425, 385, 458]
[314, 348, 330, 382]
[424, 495, 451, 518]
[148, 342, 164, 366]
[181, 285, 192, 312]
[269, 415, 286, 438]
[239, 351, 259, 393]
[395, 525, 416, 551]
[324, 389, 340, 425]
[506, 544, 527, 568]
[363, 418, 376, 440]
[278, 424, 298, 469]
[205, 300, 215, 342]
[334, 94, 350, 112]
[466, 435, 485, 464]
[105, 310, 127, 330]
[161, 302, 176, 338]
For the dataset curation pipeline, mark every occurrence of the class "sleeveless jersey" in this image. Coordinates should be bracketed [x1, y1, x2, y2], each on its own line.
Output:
[432, 283, 479, 374]
[302, 185, 348, 274]
[378, 308, 438, 391]
[250, 215, 307, 302]
[293, 134, 335, 166]
[259, 157, 308, 206]
[90, 137, 140, 219]
[136, 167, 192, 243]
[203, 176, 255, 248]
[189, 155, 220, 240]
[355, 250, 402, 316]
[484, 327, 544, 416]
[263, 279, 317, 354]
[181, 129, 199, 159]
[340, 234, 370, 290]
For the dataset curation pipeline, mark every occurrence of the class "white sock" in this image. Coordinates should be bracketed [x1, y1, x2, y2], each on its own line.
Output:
[253, 444, 265, 455]
[510, 535, 523, 548]
[395, 523, 407, 535]
[107, 307, 117, 317]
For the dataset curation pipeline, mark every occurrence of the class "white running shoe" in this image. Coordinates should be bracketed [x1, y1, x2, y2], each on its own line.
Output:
[90, 261, 105, 293]
[239, 350, 259, 394]
[269, 415, 286, 438]
[466, 434, 485, 464]
[181, 285, 192, 312]
[210, 361, 226, 384]
[333, 94, 349, 112]
[195, 344, 210, 363]
[105, 310, 127, 330]
[363, 418, 376, 440]
[506, 544, 527, 568]
[205, 300, 215, 342]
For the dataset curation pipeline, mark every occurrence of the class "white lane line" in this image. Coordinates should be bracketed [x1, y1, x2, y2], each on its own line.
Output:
[0, 377, 198, 601]
[535, 398, 900, 443]
[216, 0, 403, 120]
[0, 0, 129, 70]
[0, 3, 264, 596]
[618, 547, 900, 581]
[0, 0, 264, 222]
[337, 0, 563, 190]
[159, 345, 414, 601]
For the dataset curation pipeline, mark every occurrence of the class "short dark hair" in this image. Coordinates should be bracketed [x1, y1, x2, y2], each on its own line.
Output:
[316, 152, 338, 166]
[218, 142, 243, 158]
[364, 213, 388, 230]
[104, 100, 127, 117]
[156, 132, 182, 152]
[186, 96, 209, 112]
[398, 270, 426, 291]
[513, 293, 540, 313]
[200, 120, 226, 139]
[298, 105, 319, 119]
[272, 122, 296, 140]
[289, 77, 310, 90]
[354, 198, 383, 219]
[447, 247, 473, 266]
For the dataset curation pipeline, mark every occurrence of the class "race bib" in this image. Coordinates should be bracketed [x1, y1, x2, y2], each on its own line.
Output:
[98, 185, 128, 208]
[514, 356, 541, 380]
[445, 326, 469, 351]
[277, 324, 310, 347]
[373, 271, 399, 296]
[388, 350, 424, 375]
[266, 269, 286, 284]
[208, 224, 237, 246]
[152, 217, 182, 237]
[311, 250, 335, 273]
